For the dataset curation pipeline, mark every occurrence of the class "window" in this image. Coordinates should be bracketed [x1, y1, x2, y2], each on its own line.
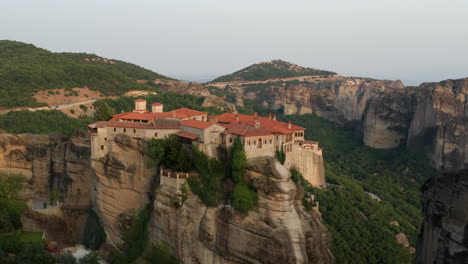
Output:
[248, 141, 251, 146]
[229, 137, 233, 143]
[100, 145, 104, 150]
[154, 132, 158, 137]
[104, 137, 107, 141]
[124, 128, 126, 133]
[253, 140, 256, 145]
[269, 139, 272, 144]
[114, 128, 116, 132]
[264, 139, 267, 144]
[133, 129, 136, 133]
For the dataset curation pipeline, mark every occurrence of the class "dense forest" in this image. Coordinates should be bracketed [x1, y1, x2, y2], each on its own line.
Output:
[210, 59, 336, 83]
[0, 40, 173, 107]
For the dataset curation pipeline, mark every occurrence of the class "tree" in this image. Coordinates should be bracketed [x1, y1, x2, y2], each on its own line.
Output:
[230, 137, 247, 183]
[79, 252, 99, 264]
[94, 101, 115, 121]
[275, 144, 286, 164]
[59, 252, 77, 264]
[233, 183, 258, 214]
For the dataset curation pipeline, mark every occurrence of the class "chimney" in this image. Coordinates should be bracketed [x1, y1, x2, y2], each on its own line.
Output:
[273, 115, 277, 120]
[151, 102, 164, 113]
[253, 112, 257, 117]
[268, 113, 272, 119]
[134, 99, 147, 113]
[235, 114, 239, 122]
[288, 121, 292, 129]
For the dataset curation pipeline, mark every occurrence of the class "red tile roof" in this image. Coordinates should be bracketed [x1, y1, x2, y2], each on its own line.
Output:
[151, 102, 163, 106]
[89, 120, 180, 129]
[175, 132, 199, 140]
[171, 108, 207, 117]
[225, 123, 273, 137]
[134, 99, 147, 102]
[214, 113, 304, 134]
[181, 120, 215, 130]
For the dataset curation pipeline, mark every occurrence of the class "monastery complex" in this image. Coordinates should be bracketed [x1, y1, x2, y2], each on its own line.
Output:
[88, 99, 325, 187]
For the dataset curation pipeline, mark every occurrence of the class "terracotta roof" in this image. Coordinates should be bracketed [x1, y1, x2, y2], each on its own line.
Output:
[151, 102, 163, 106]
[110, 111, 188, 122]
[134, 99, 147, 102]
[181, 120, 215, 130]
[171, 108, 207, 117]
[214, 113, 304, 134]
[87, 121, 107, 129]
[175, 132, 199, 140]
[225, 124, 273, 137]
[153, 118, 180, 129]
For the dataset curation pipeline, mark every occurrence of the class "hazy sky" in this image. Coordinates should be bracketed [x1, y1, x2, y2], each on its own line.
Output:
[1, 0, 468, 85]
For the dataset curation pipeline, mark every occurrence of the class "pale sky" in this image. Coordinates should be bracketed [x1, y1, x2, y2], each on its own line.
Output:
[1, 0, 468, 85]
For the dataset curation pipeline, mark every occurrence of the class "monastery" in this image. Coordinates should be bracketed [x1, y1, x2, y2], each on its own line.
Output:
[88, 99, 325, 187]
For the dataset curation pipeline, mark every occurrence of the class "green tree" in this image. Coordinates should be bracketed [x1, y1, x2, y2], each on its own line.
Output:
[275, 144, 286, 164]
[59, 252, 77, 264]
[94, 101, 115, 121]
[230, 137, 247, 183]
[79, 252, 99, 264]
[233, 183, 258, 214]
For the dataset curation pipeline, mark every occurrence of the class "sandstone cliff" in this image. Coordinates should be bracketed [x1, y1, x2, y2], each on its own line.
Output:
[150, 157, 333, 264]
[0, 130, 93, 243]
[417, 169, 468, 263]
[222, 76, 467, 170]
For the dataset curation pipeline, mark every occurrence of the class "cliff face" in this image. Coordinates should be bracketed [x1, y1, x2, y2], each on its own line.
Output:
[229, 76, 467, 170]
[417, 169, 468, 263]
[91, 134, 156, 244]
[0, 130, 93, 242]
[150, 157, 333, 264]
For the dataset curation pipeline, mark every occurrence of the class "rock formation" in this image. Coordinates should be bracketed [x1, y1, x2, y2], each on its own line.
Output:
[0, 130, 93, 242]
[224, 76, 467, 170]
[417, 169, 468, 263]
[91, 134, 156, 244]
[150, 157, 333, 264]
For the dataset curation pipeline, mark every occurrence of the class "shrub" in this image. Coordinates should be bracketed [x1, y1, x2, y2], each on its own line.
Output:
[232, 183, 258, 214]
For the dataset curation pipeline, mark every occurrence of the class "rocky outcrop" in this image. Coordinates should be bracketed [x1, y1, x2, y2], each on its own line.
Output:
[150, 157, 333, 264]
[227, 76, 467, 170]
[0, 130, 93, 242]
[417, 169, 468, 263]
[91, 134, 156, 244]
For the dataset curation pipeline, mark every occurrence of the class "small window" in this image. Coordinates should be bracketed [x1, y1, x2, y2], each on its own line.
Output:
[100, 145, 104, 150]
[229, 138, 233, 143]
[253, 141, 256, 145]
[104, 137, 107, 141]
[133, 129, 136, 133]
[114, 128, 116, 132]
[247, 141, 251, 146]
[269, 139, 272, 144]
[124, 128, 126, 133]
[264, 139, 267, 144]
[154, 132, 158, 137]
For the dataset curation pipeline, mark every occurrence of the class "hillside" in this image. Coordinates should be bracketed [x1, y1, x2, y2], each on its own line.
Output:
[210, 59, 336, 83]
[0, 40, 173, 108]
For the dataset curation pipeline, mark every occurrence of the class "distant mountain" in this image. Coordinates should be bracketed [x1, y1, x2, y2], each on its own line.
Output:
[210, 60, 337, 83]
[0, 40, 174, 108]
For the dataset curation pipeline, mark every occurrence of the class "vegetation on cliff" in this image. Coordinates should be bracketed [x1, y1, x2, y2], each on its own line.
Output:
[82, 210, 107, 250]
[0, 173, 56, 263]
[0, 40, 173, 107]
[283, 114, 437, 263]
[210, 60, 336, 82]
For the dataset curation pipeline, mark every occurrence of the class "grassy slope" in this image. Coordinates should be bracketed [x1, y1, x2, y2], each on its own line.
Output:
[210, 60, 336, 83]
[0, 40, 173, 108]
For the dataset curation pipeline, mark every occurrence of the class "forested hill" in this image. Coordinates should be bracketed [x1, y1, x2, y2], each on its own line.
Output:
[210, 60, 337, 83]
[0, 40, 173, 108]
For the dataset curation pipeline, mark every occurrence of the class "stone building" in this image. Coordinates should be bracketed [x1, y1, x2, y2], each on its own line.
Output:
[88, 99, 325, 187]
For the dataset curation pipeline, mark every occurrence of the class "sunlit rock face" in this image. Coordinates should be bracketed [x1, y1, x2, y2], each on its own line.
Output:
[149, 157, 334, 264]
[417, 169, 468, 264]
[91, 134, 156, 244]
